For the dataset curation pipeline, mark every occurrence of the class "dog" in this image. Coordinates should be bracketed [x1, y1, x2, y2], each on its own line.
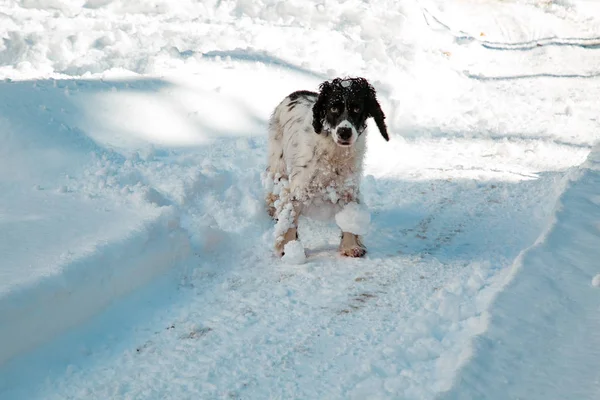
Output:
[264, 77, 389, 257]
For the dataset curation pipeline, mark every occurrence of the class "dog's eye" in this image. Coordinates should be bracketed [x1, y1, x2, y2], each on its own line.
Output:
[330, 106, 339, 113]
[352, 107, 361, 113]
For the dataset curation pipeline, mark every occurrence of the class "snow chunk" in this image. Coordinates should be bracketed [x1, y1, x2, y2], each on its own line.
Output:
[282, 240, 306, 264]
[592, 274, 600, 287]
[335, 202, 371, 235]
[341, 79, 352, 88]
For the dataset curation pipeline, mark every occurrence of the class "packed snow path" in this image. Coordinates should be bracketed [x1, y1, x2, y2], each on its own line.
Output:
[1, 0, 599, 399]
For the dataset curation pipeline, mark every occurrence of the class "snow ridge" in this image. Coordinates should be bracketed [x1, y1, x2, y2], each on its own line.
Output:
[441, 145, 600, 400]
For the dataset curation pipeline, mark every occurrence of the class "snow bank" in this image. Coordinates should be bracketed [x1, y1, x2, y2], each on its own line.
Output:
[441, 144, 600, 400]
[0, 207, 189, 365]
[0, 77, 195, 365]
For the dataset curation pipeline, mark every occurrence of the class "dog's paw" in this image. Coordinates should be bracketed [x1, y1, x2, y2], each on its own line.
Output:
[275, 227, 299, 257]
[340, 246, 367, 258]
[274, 242, 285, 257]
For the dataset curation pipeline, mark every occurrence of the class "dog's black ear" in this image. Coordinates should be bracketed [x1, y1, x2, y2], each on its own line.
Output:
[312, 80, 332, 134]
[366, 84, 389, 142]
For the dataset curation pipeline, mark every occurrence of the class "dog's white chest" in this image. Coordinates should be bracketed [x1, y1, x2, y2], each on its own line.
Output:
[297, 159, 361, 221]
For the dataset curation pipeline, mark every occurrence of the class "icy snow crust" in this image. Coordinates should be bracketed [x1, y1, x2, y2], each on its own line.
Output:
[1, 0, 600, 399]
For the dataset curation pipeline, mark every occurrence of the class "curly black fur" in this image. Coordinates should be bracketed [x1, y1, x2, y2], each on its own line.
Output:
[311, 77, 389, 141]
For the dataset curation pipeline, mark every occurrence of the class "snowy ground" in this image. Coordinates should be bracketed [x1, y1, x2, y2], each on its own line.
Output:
[1, 0, 599, 399]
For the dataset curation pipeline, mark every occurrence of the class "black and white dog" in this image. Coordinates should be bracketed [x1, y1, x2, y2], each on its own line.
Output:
[265, 77, 389, 257]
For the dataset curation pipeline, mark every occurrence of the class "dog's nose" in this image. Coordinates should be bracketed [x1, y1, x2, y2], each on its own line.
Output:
[337, 127, 352, 141]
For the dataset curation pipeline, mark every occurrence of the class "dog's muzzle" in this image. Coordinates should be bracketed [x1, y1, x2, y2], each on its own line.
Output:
[333, 120, 358, 146]
[336, 127, 353, 145]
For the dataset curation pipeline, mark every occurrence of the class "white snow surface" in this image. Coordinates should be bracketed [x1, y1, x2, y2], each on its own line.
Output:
[0, 0, 600, 399]
[335, 202, 371, 235]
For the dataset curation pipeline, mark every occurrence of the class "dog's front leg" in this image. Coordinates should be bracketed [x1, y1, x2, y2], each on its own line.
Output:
[337, 191, 368, 258]
[274, 198, 301, 257]
[339, 232, 366, 258]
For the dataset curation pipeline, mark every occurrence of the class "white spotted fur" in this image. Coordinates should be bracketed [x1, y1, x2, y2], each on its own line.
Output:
[265, 93, 367, 257]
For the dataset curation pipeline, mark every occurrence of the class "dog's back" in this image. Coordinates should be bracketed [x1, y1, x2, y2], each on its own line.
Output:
[267, 90, 318, 181]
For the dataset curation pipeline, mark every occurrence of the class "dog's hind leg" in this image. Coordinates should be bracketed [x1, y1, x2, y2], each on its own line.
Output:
[274, 198, 301, 256]
[265, 110, 288, 218]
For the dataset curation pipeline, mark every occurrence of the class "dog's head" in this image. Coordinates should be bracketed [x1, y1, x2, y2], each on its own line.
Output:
[312, 77, 389, 146]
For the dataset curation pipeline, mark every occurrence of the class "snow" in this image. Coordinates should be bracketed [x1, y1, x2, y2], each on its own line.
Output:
[281, 240, 306, 265]
[335, 202, 371, 235]
[441, 143, 600, 399]
[0, 0, 599, 399]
